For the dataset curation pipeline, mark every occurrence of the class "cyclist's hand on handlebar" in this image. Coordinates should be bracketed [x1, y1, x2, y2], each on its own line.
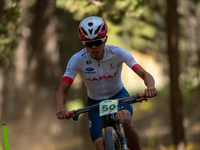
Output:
[56, 108, 69, 119]
[145, 87, 158, 98]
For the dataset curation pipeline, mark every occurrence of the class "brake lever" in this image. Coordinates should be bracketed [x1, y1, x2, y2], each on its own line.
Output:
[67, 115, 73, 120]
[72, 115, 79, 121]
[136, 98, 148, 103]
[67, 114, 80, 121]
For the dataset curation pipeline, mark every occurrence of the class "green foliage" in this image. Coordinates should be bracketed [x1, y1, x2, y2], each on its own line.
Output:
[118, 0, 167, 53]
[56, 0, 98, 20]
[180, 80, 200, 102]
[0, 0, 21, 67]
[119, 17, 158, 51]
[56, 0, 138, 23]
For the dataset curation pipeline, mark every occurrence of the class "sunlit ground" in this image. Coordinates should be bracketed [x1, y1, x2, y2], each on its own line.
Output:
[28, 139, 200, 150]
[142, 142, 200, 150]
[11, 137, 197, 150]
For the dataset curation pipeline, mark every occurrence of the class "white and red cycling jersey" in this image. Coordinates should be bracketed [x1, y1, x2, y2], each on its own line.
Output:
[62, 45, 142, 100]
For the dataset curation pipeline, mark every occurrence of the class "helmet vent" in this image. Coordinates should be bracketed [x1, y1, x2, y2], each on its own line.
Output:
[81, 27, 88, 36]
[88, 22, 93, 27]
[88, 29, 93, 35]
[95, 25, 101, 35]
[101, 25, 105, 33]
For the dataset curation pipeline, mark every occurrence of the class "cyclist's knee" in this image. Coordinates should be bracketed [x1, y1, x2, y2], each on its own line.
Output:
[123, 117, 133, 129]
[115, 110, 133, 129]
[121, 111, 133, 128]
[116, 110, 131, 120]
[94, 138, 104, 150]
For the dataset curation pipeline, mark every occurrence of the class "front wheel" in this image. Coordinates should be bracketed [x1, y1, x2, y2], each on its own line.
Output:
[103, 127, 121, 150]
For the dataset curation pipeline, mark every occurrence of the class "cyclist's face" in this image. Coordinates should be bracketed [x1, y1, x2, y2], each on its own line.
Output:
[84, 36, 107, 60]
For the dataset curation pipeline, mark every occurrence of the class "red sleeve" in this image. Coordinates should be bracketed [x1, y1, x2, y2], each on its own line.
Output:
[131, 64, 142, 72]
[61, 76, 73, 85]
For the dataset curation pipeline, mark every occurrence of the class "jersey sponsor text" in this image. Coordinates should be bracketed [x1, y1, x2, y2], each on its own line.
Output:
[86, 70, 119, 81]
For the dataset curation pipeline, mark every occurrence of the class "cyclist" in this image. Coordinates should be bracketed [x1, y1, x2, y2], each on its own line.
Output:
[56, 16, 157, 150]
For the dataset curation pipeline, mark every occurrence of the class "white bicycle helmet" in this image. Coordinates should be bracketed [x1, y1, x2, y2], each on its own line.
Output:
[78, 16, 108, 40]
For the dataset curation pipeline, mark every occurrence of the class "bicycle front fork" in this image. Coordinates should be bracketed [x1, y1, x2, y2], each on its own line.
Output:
[100, 119, 128, 150]
[116, 119, 128, 150]
[100, 118, 124, 138]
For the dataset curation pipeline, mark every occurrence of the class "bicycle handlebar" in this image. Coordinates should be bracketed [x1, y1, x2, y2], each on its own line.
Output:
[139, 93, 146, 98]
[67, 92, 153, 120]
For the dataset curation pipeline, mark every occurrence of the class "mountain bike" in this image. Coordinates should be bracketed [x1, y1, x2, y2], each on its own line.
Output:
[67, 93, 149, 150]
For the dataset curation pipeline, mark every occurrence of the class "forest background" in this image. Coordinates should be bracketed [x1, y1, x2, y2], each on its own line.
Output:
[0, 0, 200, 150]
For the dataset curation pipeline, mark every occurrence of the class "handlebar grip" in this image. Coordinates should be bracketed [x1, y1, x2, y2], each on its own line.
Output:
[156, 91, 158, 95]
[139, 93, 146, 98]
[68, 110, 74, 116]
[140, 91, 158, 98]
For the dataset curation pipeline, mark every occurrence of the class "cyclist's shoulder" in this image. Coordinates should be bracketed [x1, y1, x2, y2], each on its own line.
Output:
[106, 45, 126, 52]
[68, 48, 87, 66]
[105, 45, 129, 56]
[75, 48, 87, 56]
[106, 45, 119, 49]
[71, 48, 88, 59]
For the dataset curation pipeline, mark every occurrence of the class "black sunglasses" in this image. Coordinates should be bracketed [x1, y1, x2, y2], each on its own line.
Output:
[82, 37, 106, 48]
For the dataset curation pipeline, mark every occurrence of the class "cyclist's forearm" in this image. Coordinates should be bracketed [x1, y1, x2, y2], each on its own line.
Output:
[56, 82, 71, 110]
[143, 72, 155, 88]
[136, 68, 155, 88]
[56, 90, 69, 119]
[56, 91, 67, 110]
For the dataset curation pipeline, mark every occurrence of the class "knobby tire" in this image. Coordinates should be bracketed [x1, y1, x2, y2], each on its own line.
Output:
[104, 127, 121, 150]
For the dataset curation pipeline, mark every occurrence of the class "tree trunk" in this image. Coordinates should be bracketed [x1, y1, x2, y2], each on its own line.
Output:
[166, 0, 186, 149]
[14, 0, 30, 120]
[1, 0, 30, 122]
[0, 0, 5, 120]
[29, 0, 56, 84]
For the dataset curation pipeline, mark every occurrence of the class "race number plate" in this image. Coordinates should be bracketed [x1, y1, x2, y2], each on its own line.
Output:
[99, 99, 118, 116]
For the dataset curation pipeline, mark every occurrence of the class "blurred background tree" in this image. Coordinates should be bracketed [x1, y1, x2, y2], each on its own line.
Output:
[0, 0, 200, 150]
[0, 0, 20, 68]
